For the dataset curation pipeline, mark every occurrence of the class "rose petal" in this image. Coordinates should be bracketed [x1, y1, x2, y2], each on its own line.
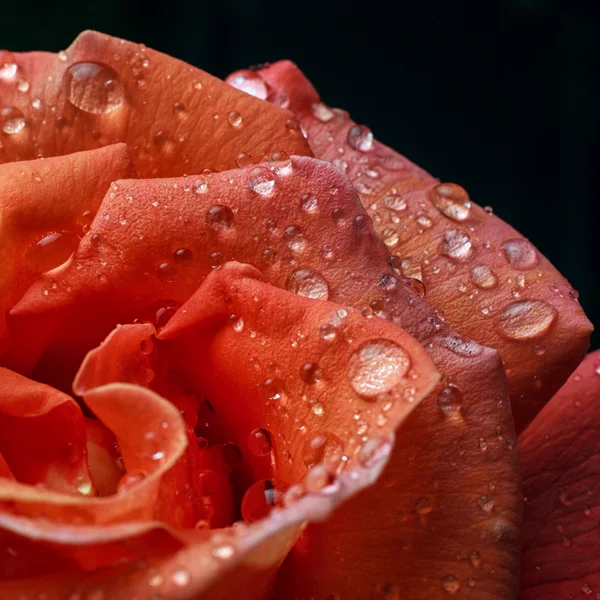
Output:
[84, 418, 123, 497]
[1, 32, 311, 176]
[0, 367, 91, 493]
[250, 60, 593, 432]
[519, 350, 600, 599]
[9, 156, 521, 596]
[0, 144, 136, 357]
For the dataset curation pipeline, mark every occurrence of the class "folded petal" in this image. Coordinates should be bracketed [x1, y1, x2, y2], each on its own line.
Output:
[247, 60, 593, 432]
[520, 350, 600, 599]
[1, 32, 311, 176]
[9, 156, 521, 597]
[0, 144, 136, 354]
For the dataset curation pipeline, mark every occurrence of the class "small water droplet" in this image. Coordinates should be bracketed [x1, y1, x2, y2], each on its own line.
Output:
[286, 268, 329, 299]
[383, 194, 407, 212]
[347, 124, 374, 152]
[235, 152, 252, 168]
[268, 151, 292, 175]
[173, 247, 193, 263]
[348, 339, 410, 399]
[1, 106, 26, 134]
[469, 550, 482, 567]
[156, 262, 178, 283]
[441, 575, 460, 595]
[498, 300, 557, 340]
[302, 433, 343, 468]
[502, 239, 538, 270]
[247, 166, 275, 194]
[441, 229, 473, 262]
[213, 544, 235, 560]
[228, 111, 243, 127]
[312, 102, 335, 122]
[437, 386, 463, 415]
[431, 183, 471, 221]
[320, 323, 337, 342]
[172, 569, 190, 587]
[414, 496, 433, 515]
[300, 362, 321, 384]
[64, 62, 124, 114]
[283, 225, 306, 252]
[248, 428, 273, 456]
[241, 478, 289, 522]
[206, 205, 234, 230]
[26, 231, 79, 272]
[470, 264, 498, 289]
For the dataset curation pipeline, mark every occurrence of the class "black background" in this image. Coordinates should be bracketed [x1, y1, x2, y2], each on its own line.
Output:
[3, 0, 599, 349]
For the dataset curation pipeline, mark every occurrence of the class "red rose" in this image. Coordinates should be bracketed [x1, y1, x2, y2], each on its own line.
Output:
[0, 31, 595, 599]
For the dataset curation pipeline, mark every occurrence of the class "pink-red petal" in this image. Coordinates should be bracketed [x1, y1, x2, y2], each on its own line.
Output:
[519, 350, 600, 599]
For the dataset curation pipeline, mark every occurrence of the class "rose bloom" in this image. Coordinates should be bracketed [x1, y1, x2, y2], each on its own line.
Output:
[0, 31, 596, 600]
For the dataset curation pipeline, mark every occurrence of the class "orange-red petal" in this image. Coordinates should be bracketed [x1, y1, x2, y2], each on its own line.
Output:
[519, 350, 600, 599]
[249, 60, 593, 432]
[1, 32, 311, 176]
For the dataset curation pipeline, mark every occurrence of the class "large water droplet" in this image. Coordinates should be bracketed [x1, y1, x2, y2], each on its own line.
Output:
[348, 339, 410, 399]
[228, 111, 243, 127]
[283, 225, 306, 252]
[300, 362, 321, 384]
[26, 231, 80, 272]
[470, 264, 498, 289]
[498, 300, 557, 340]
[248, 428, 273, 457]
[247, 166, 275, 195]
[241, 478, 289, 522]
[286, 268, 329, 299]
[225, 69, 268, 100]
[347, 125, 374, 152]
[268, 151, 292, 175]
[431, 183, 471, 221]
[502, 238, 538, 270]
[302, 433, 343, 468]
[64, 62, 124, 114]
[1, 106, 26, 134]
[206, 205, 234, 230]
[440, 230, 473, 262]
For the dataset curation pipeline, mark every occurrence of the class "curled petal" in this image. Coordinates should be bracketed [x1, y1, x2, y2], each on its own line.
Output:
[0, 31, 311, 175]
[251, 60, 593, 431]
[520, 350, 600, 599]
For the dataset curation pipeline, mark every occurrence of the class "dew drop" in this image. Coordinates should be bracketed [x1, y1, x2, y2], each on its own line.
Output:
[0, 63, 17, 81]
[347, 124, 374, 152]
[320, 323, 337, 342]
[437, 386, 463, 415]
[302, 433, 344, 468]
[248, 428, 273, 456]
[441, 575, 460, 595]
[235, 152, 252, 168]
[498, 300, 557, 340]
[300, 362, 322, 384]
[383, 194, 407, 212]
[440, 229, 473, 262]
[348, 339, 410, 399]
[300, 193, 318, 213]
[414, 496, 433, 515]
[431, 183, 471, 221]
[225, 69, 268, 100]
[247, 166, 275, 195]
[1, 106, 26, 134]
[64, 62, 124, 114]
[469, 550, 482, 568]
[173, 247, 193, 263]
[206, 205, 234, 231]
[241, 478, 289, 522]
[156, 262, 178, 283]
[286, 268, 329, 299]
[312, 102, 335, 122]
[502, 238, 538, 270]
[283, 225, 306, 252]
[228, 111, 242, 127]
[470, 264, 498, 289]
[26, 231, 80, 272]
[268, 151, 292, 175]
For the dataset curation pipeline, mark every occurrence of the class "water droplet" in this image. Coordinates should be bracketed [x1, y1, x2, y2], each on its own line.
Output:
[268, 151, 292, 175]
[431, 183, 471, 221]
[581, 584, 593, 596]
[1, 106, 26, 134]
[241, 478, 289, 522]
[212, 544, 235, 560]
[502, 238, 538, 270]
[173, 247, 193, 263]
[470, 264, 498, 289]
[17, 78, 29, 93]
[117, 469, 147, 493]
[286, 268, 329, 299]
[469, 550, 482, 567]
[206, 205, 234, 230]
[156, 262, 178, 283]
[348, 339, 410, 399]
[248, 428, 273, 456]
[498, 300, 557, 340]
[154, 130, 169, 147]
[172, 569, 190, 587]
[312, 102, 335, 122]
[441, 575, 460, 595]
[64, 62, 124, 114]
[302, 433, 344, 468]
[193, 469, 219, 496]
[300, 362, 321, 384]
[235, 152, 252, 168]
[0, 63, 17, 81]
[440, 229, 473, 262]
[283, 225, 306, 252]
[140, 338, 155, 355]
[414, 496, 433, 515]
[172, 101, 185, 115]
[226, 69, 268, 100]
[436, 335, 483, 356]
[300, 193, 318, 213]
[347, 124, 374, 152]
[320, 323, 337, 342]
[437, 386, 463, 414]
[228, 111, 242, 127]
[383, 194, 407, 212]
[247, 166, 275, 194]
[26, 231, 80, 272]
[477, 495, 494, 512]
